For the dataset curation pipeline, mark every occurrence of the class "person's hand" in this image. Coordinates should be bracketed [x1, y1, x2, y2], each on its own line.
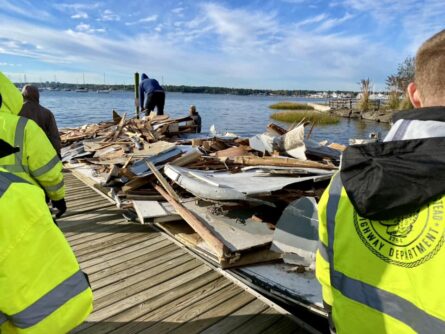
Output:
[52, 199, 67, 218]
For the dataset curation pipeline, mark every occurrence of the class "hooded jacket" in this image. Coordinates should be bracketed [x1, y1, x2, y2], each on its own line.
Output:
[139, 73, 164, 108]
[316, 107, 445, 334]
[341, 106, 445, 220]
[19, 85, 61, 156]
[0, 72, 65, 201]
[0, 140, 92, 333]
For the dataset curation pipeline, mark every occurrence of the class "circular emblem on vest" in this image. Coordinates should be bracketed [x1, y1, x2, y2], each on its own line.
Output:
[353, 198, 445, 267]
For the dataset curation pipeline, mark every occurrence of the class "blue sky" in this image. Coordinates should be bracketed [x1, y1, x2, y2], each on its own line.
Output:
[0, 0, 443, 90]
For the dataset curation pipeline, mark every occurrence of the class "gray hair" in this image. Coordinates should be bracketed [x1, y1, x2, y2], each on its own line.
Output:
[22, 84, 40, 103]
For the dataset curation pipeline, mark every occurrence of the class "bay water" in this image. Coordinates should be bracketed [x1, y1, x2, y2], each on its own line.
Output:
[41, 90, 390, 145]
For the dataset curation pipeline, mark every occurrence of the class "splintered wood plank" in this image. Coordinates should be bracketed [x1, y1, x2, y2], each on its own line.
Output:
[88, 264, 213, 322]
[92, 257, 200, 309]
[200, 299, 269, 334]
[136, 283, 244, 334]
[79, 273, 225, 334]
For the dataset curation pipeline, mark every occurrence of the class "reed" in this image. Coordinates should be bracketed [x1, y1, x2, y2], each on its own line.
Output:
[269, 102, 314, 110]
[270, 110, 339, 124]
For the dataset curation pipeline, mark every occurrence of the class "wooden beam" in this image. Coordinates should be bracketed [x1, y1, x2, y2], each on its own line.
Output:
[153, 184, 227, 259]
[146, 161, 181, 202]
[226, 155, 337, 170]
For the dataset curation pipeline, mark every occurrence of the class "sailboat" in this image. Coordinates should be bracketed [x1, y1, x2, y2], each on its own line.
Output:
[76, 73, 89, 92]
[97, 73, 111, 93]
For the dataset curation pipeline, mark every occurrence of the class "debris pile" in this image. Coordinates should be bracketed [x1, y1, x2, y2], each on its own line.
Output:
[61, 111, 342, 270]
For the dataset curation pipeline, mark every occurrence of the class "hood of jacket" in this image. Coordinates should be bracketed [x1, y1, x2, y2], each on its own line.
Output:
[141, 73, 149, 80]
[341, 107, 445, 221]
[0, 72, 23, 115]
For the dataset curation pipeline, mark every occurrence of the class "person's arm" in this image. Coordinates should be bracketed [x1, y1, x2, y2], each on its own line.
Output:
[24, 119, 65, 201]
[316, 178, 334, 311]
[47, 111, 62, 157]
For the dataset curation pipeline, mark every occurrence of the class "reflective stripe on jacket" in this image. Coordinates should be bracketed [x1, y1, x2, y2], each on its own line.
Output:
[0, 72, 64, 200]
[316, 173, 445, 333]
[0, 169, 93, 333]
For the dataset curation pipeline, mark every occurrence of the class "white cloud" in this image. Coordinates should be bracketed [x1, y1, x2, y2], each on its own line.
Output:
[75, 23, 106, 34]
[316, 12, 354, 32]
[125, 15, 158, 26]
[172, 7, 184, 14]
[2, 2, 441, 90]
[297, 13, 327, 26]
[55, 2, 101, 12]
[71, 12, 89, 19]
[0, 0, 50, 19]
[339, 0, 445, 54]
[202, 3, 280, 51]
[98, 9, 120, 22]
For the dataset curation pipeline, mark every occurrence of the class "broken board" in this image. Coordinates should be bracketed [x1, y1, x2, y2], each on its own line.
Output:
[132, 200, 180, 224]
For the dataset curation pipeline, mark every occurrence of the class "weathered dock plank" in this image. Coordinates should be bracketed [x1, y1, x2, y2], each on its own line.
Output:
[60, 172, 315, 334]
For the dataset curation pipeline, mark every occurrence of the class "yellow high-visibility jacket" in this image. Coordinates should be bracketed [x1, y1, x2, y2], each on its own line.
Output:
[0, 72, 64, 200]
[316, 173, 445, 333]
[0, 168, 93, 333]
[316, 109, 445, 333]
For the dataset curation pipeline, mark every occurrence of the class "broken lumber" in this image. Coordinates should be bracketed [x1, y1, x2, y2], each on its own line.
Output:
[153, 184, 228, 259]
[146, 161, 181, 202]
[225, 155, 337, 170]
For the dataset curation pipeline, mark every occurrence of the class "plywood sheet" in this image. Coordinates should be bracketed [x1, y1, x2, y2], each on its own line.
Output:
[183, 200, 274, 252]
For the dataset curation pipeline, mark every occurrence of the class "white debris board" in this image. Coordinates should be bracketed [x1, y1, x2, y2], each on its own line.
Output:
[132, 200, 179, 224]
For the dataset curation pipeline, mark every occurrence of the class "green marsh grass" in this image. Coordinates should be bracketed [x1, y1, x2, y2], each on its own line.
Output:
[270, 110, 340, 125]
[269, 102, 314, 110]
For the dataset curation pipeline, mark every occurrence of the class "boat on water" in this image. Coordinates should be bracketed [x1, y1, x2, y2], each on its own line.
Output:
[76, 87, 89, 93]
[97, 88, 112, 93]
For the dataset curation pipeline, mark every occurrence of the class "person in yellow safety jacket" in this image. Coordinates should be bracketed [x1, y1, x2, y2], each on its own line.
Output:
[0, 72, 66, 216]
[0, 139, 93, 333]
[316, 29, 445, 334]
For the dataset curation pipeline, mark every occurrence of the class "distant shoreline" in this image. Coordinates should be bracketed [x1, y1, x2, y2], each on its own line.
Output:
[15, 82, 361, 98]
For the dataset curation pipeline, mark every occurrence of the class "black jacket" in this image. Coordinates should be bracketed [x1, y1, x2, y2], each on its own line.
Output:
[341, 107, 445, 220]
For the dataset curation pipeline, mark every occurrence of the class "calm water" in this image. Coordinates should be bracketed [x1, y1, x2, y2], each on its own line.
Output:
[40, 90, 390, 145]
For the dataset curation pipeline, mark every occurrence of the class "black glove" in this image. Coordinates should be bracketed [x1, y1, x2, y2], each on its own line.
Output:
[52, 199, 67, 218]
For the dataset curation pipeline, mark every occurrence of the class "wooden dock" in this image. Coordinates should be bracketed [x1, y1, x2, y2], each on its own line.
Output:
[60, 172, 315, 334]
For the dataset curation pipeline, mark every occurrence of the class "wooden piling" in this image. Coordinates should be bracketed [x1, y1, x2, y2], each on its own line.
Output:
[134, 72, 140, 119]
